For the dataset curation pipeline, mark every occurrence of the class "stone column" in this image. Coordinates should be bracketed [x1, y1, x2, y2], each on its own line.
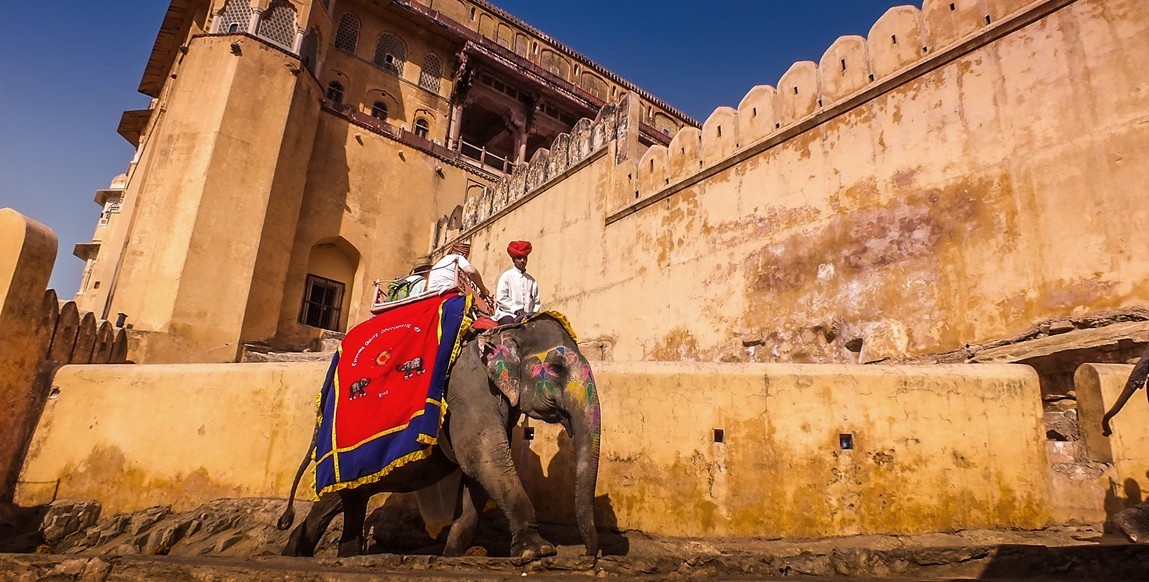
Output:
[292, 28, 305, 54]
[448, 101, 464, 151]
[511, 110, 528, 164]
[247, 5, 263, 34]
[448, 50, 474, 151]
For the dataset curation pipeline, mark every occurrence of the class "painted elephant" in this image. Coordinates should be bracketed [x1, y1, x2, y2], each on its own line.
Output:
[1101, 347, 1149, 437]
[277, 313, 602, 559]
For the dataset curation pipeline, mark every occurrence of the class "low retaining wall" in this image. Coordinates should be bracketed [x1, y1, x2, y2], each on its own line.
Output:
[17, 361, 1049, 538]
[1076, 363, 1149, 509]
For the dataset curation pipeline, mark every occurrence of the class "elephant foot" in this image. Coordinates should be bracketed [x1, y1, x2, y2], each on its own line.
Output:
[337, 539, 363, 557]
[511, 532, 555, 560]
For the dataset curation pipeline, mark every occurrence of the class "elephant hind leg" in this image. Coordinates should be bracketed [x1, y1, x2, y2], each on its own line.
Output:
[338, 488, 370, 557]
[443, 479, 488, 556]
[283, 494, 343, 557]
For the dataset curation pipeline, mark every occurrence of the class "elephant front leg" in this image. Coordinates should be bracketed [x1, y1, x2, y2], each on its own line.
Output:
[458, 429, 554, 559]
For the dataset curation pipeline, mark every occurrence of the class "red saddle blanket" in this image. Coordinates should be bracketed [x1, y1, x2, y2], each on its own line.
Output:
[313, 293, 470, 497]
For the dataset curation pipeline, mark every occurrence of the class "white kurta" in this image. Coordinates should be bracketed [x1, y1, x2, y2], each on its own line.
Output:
[495, 268, 540, 320]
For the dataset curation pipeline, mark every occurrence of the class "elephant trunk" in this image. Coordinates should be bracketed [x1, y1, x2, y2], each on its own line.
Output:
[1102, 348, 1149, 437]
[569, 362, 601, 557]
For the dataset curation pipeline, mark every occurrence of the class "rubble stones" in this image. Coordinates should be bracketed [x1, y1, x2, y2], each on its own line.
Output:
[40, 500, 100, 546]
[1044, 409, 1081, 441]
[1113, 503, 1149, 543]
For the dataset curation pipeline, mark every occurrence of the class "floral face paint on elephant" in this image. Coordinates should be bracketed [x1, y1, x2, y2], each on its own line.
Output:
[530, 346, 595, 405]
[487, 342, 518, 403]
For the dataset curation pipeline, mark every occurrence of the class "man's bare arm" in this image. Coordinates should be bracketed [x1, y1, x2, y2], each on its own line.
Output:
[461, 264, 490, 297]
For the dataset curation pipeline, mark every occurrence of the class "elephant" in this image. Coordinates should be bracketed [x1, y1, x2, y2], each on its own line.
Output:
[1101, 347, 1149, 437]
[276, 313, 602, 559]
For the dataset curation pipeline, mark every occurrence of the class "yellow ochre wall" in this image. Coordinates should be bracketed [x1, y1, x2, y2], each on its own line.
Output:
[460, 0, 1149, 365]
[17, 361, 1049, 537]
[1075, 363, 1149, 514]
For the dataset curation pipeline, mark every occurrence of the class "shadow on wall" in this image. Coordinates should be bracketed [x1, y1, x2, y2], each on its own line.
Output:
[1104, 476, 1146, 531]
[514, 424, 629, 556]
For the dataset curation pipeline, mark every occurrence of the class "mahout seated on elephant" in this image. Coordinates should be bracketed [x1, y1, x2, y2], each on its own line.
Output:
[1101, 346, 1149, 437]
[277, 313, 602, 559]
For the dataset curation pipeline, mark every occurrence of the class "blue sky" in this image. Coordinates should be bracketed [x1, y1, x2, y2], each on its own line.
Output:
[0, 1, 919, 298]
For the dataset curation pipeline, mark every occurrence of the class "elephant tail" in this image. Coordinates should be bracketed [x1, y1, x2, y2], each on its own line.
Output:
[277, 434, 317, 531]
[1102, 348, 1149, 437]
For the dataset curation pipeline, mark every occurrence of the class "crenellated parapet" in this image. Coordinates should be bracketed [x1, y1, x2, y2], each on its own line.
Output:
[457, 95, 630, 232]
[621, 0, 1069, 211]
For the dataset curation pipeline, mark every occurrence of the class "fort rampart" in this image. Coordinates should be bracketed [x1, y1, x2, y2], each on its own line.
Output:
[0, 209, 130, 503]
[18, 359, 1060, 539]
[450, 0, 1149, 365]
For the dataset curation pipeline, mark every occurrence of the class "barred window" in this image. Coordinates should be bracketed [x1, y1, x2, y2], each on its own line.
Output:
[300, 28, 319, 72]
[419, 53, 442, 93]
[299, 274, 344, 331]
[373, 33, 406, 75]
[256, 2, 297, 50]
[334, 12, 360, 54]
[371, 101, 388, 120]
[215, 0, 255, 34]
[414, 117, 430, 138]
[326, 81, 344, 103]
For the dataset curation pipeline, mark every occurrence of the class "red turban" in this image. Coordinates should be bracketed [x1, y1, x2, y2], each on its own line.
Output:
[507, 240, 532, 259]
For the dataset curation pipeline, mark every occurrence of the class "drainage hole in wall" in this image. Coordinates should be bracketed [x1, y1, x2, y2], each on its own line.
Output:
[713, 428, 725, 444]
[840, 433, 854, 450]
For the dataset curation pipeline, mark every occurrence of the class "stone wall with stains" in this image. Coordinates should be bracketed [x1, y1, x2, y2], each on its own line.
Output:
[1, 209, 131, 503]
[15, 360, 1053, 538]
[453, 0, 1149, 364]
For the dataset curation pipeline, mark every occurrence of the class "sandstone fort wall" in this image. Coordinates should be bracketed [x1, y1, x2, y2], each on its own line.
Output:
[17, 361, 1056, 538]
[452, 0, 1149, 364]
[0, 210, 130, 502]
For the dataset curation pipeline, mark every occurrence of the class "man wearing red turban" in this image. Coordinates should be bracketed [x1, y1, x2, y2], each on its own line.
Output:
[495, 240, 541, 325]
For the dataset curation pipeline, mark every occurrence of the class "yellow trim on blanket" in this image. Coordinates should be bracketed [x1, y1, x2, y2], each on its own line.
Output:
[312, 402, 444, 465]
[317, 446, 435, 498]
[331, 345, 344, 482]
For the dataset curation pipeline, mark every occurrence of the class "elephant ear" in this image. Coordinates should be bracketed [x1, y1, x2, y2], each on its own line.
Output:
[480, 331, 522, 407]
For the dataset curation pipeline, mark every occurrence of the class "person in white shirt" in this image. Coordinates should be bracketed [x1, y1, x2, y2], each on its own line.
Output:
[427, 241, 491, 298]
[495, 240, 541, 325]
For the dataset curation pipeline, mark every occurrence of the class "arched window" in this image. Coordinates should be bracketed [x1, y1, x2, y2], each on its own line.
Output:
[326, 81, 344, 103]
[214, 0, 255, 34]
[414, 117, 430, 138]
[334, 12, 360, 54]
[419, 53, 442, 94]
[256, 1, 297, 49]
[373, 32, 406, 75]
[299, 28, 320, 72]
[371, 101, 388, 120]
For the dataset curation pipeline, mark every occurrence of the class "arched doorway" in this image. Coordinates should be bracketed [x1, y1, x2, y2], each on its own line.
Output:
[298, 238, 360, 332]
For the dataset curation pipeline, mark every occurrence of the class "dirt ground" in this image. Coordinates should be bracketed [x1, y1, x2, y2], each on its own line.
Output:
[1, 498, 1147, 580]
